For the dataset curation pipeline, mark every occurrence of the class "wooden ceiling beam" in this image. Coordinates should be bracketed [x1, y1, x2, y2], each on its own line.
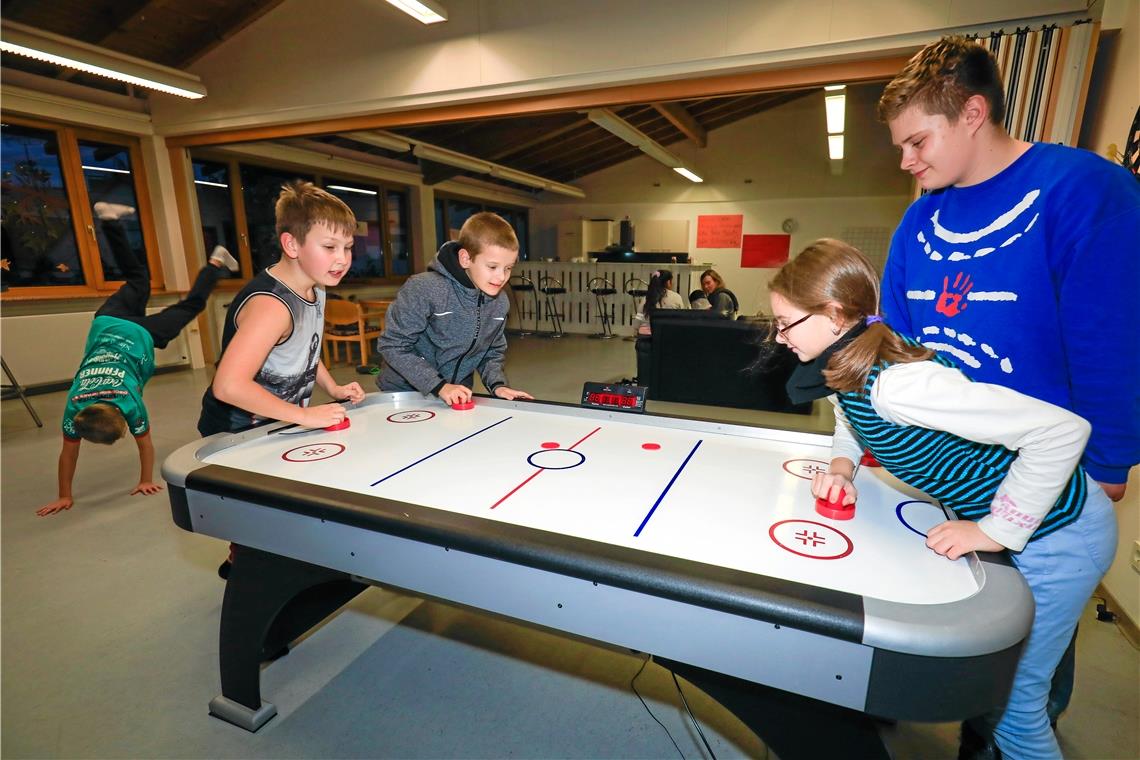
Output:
[651, 101, 707, 148]
[485, 119, 591, 161]
[178, 0, 288, 67]
[166, 55, 910, 146]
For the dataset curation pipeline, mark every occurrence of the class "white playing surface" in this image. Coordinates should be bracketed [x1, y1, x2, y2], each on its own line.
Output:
[203, 396, 981, 606]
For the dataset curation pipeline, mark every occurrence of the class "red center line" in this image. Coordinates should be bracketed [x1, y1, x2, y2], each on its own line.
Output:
[489, 426, 602, 510]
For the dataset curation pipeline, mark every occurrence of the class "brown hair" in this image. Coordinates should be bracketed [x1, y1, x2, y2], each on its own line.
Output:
[700, 269, 724, 288]
[878, 36, 1006, 126]
[768, 239, 932, 392]
[275, 181, 357, 242]
[72, 402, 128, 445]
[458, 212, 519, 257]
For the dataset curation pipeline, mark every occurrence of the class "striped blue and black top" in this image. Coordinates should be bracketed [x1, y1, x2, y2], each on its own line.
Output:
[836, 353, 1087, 544]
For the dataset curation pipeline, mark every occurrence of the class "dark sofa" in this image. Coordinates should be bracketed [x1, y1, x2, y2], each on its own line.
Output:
[639, 310, 810, 413]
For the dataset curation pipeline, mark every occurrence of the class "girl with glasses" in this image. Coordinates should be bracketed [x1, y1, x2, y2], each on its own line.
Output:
[768, 238, 1116, 760]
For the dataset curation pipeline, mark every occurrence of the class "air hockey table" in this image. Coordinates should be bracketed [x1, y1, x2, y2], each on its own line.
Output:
[163, 392, 1033, 753]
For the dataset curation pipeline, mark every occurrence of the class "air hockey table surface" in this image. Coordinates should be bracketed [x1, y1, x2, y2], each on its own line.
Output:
[164, 392, 1033, 735]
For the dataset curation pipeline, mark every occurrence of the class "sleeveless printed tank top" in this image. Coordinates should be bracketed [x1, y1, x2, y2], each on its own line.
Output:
[197, 267, 325, 436]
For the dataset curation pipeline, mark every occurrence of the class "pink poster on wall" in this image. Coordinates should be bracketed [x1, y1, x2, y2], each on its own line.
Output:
[741, 234, 791, 268]
[696, 214, 744, 248]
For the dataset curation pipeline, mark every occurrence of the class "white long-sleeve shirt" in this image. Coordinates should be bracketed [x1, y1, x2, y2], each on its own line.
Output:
[830, 361, 1091, 551]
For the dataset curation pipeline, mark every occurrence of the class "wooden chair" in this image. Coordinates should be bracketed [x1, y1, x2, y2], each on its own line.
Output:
[322, 299, 382, 367]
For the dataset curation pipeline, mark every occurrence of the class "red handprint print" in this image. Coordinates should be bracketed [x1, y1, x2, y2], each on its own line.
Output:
[936, 272, 973, 317]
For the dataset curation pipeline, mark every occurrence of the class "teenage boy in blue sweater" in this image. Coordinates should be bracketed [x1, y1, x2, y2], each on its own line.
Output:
[877, 36, 1140, 758]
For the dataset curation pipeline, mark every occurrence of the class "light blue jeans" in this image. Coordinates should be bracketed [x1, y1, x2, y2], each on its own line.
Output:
[993, 479, 1118, 759]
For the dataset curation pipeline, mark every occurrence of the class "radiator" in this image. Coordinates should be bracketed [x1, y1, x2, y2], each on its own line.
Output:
[1, 310, 190, 388]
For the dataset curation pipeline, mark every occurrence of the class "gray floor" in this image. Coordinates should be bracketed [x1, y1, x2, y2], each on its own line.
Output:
[2, 335, 1137, 759]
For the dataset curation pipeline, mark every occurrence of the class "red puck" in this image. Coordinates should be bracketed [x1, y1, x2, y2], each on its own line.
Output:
[324, 418, 351, 431]
[860, 449, 881, 467]
[815, 489, 855, 520]
[451, 401, 475, 410]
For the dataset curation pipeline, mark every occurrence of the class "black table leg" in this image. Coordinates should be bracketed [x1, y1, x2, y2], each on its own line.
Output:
[209, 544, 367, 731]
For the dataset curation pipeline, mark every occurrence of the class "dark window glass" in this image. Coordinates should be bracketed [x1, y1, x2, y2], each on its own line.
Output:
[325, 182, 383, 279]
[445, 198, 479, 242]
[0, 124, 83, 288]
[79, 140, 147, 282]
[489, 206, 529, 260]
[240, 164, 313, 274]
[434, 198, 445, 252]
[386, 189, 411, 275]
[192, 159, 241, 275]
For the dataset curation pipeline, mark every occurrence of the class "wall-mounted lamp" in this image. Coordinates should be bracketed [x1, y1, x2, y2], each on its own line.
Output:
[1, 20, 207, 99]
[384, 0, 448, 24]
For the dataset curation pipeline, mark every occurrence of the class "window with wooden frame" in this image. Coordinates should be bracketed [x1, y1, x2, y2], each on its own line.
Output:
[1, 115, 163, 299]
[187, 150, 414, 286]
[434, 194, 530, 260]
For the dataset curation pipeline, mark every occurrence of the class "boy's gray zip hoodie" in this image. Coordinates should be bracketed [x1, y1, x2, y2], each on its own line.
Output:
[377, 241, 510, 396]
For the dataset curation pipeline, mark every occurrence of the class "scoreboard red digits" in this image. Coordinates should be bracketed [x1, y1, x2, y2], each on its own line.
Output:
[581, 383, 647, 413]
[587, 392, 637, 407]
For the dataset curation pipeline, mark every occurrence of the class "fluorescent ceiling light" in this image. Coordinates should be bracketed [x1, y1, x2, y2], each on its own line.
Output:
[413, 144, 491, 174]
[81, 165, 131, 174]
[824, 84, 847, 92]
[343, 131, 412, 152]
[825, 93, 846, 134]
[1, 20, 206, 99]
[544, 181, 586, 199]
[828, 134, 845, 160]
[405, 139, 584, 197]
[194, 180, 229, 188]
[385, 0, 448, 24]
[327, 184, 378, 196]
[587, 107, 707, 183]
[489, 166, 548, 190]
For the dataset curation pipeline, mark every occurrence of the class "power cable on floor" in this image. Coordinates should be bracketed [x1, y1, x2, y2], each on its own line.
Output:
[630, 656, 686, 759]
[671, 670, 718, 760]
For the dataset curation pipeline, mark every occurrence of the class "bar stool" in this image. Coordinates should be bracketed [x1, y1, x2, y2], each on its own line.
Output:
[586, 276, 618, 339]
[537, 275, 567, 338]
[508, 275, 539, 336]
[625, 277, 649, 341]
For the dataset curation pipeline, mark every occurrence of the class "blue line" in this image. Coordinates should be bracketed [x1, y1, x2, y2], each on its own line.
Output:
[370, 416, 513, 486]
[634, 440, 702, 537]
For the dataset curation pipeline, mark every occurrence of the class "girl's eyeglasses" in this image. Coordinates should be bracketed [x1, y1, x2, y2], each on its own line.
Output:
[776, 313, 814, 337]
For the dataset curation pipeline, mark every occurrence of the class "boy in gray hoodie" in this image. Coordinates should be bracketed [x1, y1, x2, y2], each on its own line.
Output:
[378, 212, 532, 405]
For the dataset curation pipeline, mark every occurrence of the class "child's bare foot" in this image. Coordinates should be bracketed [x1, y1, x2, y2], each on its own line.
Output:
[93, 202, 136, 220]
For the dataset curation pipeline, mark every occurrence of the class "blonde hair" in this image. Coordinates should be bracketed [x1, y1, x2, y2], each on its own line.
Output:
[878, 36, 1006, 125]
[275, 181, 357, 242]
[769, 239, 932, 392]
[73, 402, 128, 444]
[458, 212, 519, 257]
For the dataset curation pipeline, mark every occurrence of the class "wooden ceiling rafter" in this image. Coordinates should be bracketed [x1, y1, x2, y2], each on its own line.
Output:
[651, 101, 707, 148]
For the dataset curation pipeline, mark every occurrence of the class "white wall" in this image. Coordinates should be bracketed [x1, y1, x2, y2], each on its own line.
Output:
[532, 83, 912, 316]
[1079, 0, 1140, 629]
[149, 0, 1094, 134]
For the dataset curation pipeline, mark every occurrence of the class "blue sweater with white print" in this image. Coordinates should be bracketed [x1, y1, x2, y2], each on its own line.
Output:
[881, 142, 1140, 484]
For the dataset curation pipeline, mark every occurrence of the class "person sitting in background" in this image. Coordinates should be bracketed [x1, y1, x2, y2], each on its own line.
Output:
[689, 289, 712, 310]
[700, 269, 739, 317]
[635, 269, 686, 337]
